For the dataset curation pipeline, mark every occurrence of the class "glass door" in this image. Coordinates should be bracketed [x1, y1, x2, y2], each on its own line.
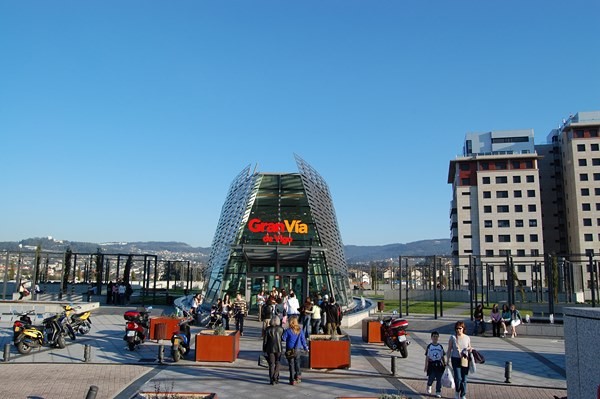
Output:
[280, 275, 305, 304]
[248, 275, 275, 314]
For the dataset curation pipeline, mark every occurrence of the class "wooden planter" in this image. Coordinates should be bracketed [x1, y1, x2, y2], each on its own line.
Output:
[149, 316, 182, 340]
[309, 335, 351, 369]
[195, 330, 240, 362]
[361, 319, 383, 343]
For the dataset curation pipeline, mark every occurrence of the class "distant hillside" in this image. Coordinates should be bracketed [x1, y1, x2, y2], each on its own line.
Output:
[0, 237, 450, 263]
[344, 239, 451, 263]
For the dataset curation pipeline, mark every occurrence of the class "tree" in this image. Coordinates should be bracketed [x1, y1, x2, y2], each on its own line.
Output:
[122, 255, 133, 285]
[62, 248, 72, 293]
[95, 248, 104, 293]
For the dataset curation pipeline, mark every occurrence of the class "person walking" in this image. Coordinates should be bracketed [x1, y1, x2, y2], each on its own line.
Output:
[300, 298, 313, 339]
[447, 321, 472, 399]
[257, 290, 266, 322]
[285, 292, 300, 320]
[424, 331, 445, 398]
[262, 316, 284, 385]
[490, 304, 502, 337]
[233, 293, 247, 335]
[282, 318, 309, 386]
[310, 297, 322, 334]
[220, 294, 232, 330]
[324, 297, 341, 335]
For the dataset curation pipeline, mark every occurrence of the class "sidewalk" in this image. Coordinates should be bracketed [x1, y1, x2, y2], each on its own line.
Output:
[0, 305, 567, 399]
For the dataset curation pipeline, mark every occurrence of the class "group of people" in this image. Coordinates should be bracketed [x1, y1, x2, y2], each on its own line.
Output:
[474, 303, 523, 338]
[106, 280, 133, 305]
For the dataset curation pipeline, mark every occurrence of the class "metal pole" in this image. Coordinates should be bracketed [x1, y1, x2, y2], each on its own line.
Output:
[398, 256, 402, 317]
[590, 254, 596, 308]
[433, 256, 438, 320]
[3, 343, 10, 362]
[468, 256, 474, 321]
[84, 344, 91, 362]
[439, 257, 444, 317]
[85, 385, 99, 399]
[405, 258, 409, 316]
[158, 344, 164, 364]
[504, 361, 512, 383]
[2, 251, 9, 300]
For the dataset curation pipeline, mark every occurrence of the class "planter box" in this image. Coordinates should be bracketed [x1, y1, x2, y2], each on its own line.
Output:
[149, 316, 182, 340]
[138, 393, 217, 399]
[195, 330, 240, 362]
[361, 319, 383, 343]
[309, 335, 351, 369]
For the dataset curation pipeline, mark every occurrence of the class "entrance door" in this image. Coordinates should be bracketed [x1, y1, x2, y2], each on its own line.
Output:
[248, 275, 275, 314]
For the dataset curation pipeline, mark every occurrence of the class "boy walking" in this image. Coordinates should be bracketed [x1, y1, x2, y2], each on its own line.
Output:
[424, 331, 445, 398]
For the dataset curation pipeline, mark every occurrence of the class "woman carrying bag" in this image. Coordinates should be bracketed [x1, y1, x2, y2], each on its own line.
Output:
[446, 321, 472, 399]
[282, 318, 309, 385]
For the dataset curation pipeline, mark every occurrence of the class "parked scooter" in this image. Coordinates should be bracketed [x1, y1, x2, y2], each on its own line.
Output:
[64, 305, 93, 335]
[380, 313, 410, 358]
[14, 309, 76, 355]
[123, 306, 152, 351]
[12, 310, 34, 343]
[171, 311, 193, 362]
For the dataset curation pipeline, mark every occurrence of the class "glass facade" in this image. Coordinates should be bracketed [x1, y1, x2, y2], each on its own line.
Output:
[202, 155, 353, 312]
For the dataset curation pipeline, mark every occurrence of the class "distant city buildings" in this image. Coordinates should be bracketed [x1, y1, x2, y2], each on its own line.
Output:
[448, 110, 600, 299]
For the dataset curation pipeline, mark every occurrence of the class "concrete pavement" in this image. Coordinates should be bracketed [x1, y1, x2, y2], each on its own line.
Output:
[0, 305, 567, 399]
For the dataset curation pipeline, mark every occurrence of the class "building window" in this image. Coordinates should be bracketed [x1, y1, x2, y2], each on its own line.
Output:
[498, 220, 510, 228]
[593, 158, 600, 166]
[499, 235, 511, 242]
[461, 178, 471, 185]
[531, 249, 540, 256]
[516, 219, 524, 227]
[594, 173, 600, 181]
[517, 265, 526, 272]
[528, 204, 536, 212]
[482, 176, 490, 184]
[529, 219, 537, 227]
[499, 249, 511, 256]
[582, 188, 590, 196]
[592, 143, 599, 151]
[512, 161, 521, 169]
[516, 234, 525, 242]
[462, 206, 471, 210]
[583, 218, 592, 226]
[514, 190, 522, 197]
[527, 190, 536, 197]
[515, 205, 523, 212]
[597, 218, 600, 226]
[530, 234, 539, 242]
[583, 203, 591, 211]
[483, 191, 491, 198]
[496, 176, 508, 184]
[495, 161, 507, 170]
[496, 190, 509, 198]
[513, 176, 521, 183]
[595, 188, 600, 196]
[484, 205, 492, 213]
[484, 220, 493, 228]
[585, 234, 593, 242]
[485, 235, 493, 243]
[460, 163, 470, 171]
[463, 220, 472, 224]
[597, 203, 600, 211]
[485, 250, 494, 256]
[497, 205, 509, 213]
[526, 175, 535, 183]
[579, 159, 588, 166]
[580, 173, 589, 181]
[578, 144, 586, 151]
[480, 162, 489, 170]
[525, 160, 533, 168]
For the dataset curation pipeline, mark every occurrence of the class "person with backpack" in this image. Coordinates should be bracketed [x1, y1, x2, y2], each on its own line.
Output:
[424, 331, 446, 398]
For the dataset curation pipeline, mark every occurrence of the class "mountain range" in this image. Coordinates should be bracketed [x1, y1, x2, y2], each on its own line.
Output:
[0, 237, 451, 263]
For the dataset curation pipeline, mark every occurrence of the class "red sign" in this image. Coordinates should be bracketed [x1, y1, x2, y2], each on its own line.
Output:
[247, 218, 308, 244]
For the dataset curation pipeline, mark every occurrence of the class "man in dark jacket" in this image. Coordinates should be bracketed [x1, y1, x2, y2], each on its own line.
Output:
[324, 297, 341, 335]
[263, 316, 284, 385]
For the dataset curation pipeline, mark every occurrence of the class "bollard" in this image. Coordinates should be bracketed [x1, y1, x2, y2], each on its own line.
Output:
[158, 344, 164, 364]
[504, 361, 512, 383]
[3, 343, 11, 362]
[84, 344, 91, 363]
[391, 356, 398, 376]
[85, 385, 98, 399]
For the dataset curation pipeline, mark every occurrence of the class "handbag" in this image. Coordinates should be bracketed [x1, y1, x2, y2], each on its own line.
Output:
[454, 335, 469, 368]
[285, 333, 301, 360]
[441, 366, 455, 389]
[258, 354, 268, 368]
[471, 349, 485, 364]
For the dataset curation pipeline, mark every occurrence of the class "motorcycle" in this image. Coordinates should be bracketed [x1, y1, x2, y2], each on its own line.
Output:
[64, 305, 93, 335]
[12, 310, 34, 343]
[380, 314, 410, 358]
[171, 311, 193, 362]
[123, 306, 152, 351]
[15, 309, 76, 355]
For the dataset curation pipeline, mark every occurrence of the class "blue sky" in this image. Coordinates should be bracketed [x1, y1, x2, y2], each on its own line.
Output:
[1, 1, 599, 247]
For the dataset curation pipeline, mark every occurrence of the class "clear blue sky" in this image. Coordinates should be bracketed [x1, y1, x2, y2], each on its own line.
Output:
[1, 1, 599, 248]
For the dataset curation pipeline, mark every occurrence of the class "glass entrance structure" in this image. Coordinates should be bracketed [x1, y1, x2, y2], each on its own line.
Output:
[203, 155, 353, 312]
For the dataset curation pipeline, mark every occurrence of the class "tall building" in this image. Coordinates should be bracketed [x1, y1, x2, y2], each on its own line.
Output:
[448, 130, 545, 286]
[202, 155, 353, 312]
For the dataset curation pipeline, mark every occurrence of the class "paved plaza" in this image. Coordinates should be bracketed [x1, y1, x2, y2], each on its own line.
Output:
[0, 305, 567, 399]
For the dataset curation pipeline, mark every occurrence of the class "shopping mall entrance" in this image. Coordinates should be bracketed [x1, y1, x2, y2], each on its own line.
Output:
[247, 269, 307, 314]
